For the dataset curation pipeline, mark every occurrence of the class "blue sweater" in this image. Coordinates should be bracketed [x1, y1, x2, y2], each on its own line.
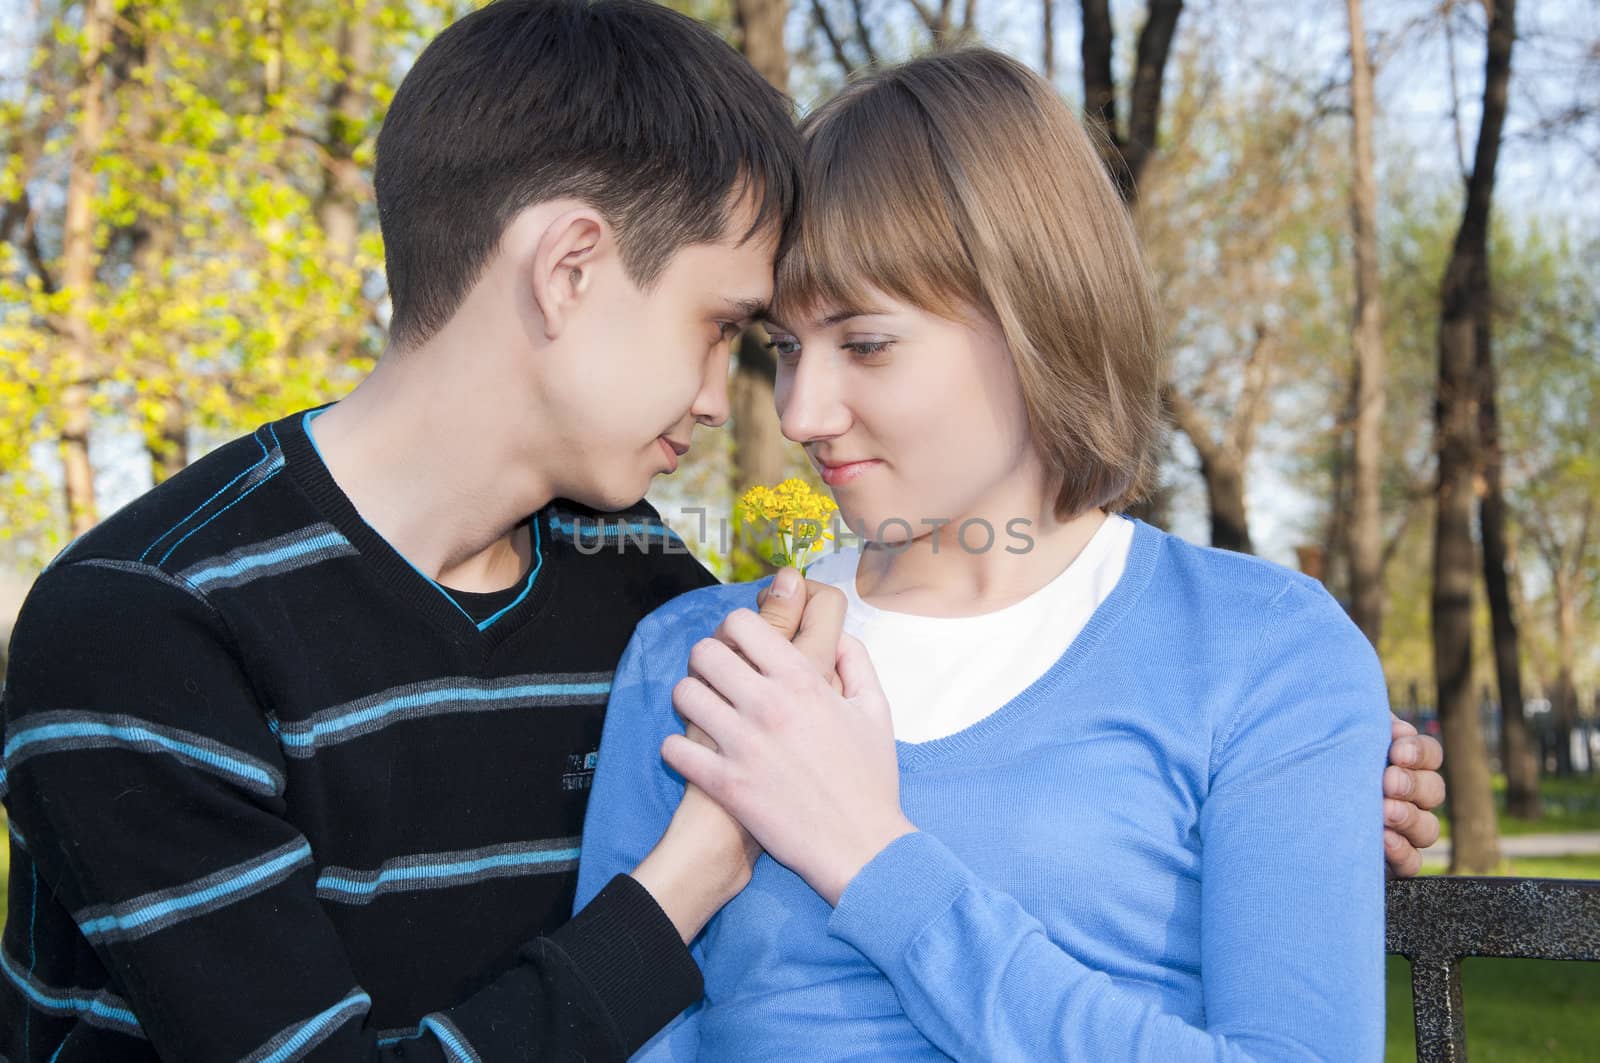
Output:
[577, 521, 1390, 1060]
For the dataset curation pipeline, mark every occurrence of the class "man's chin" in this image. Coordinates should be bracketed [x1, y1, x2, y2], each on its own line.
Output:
[561, 472, 653, 514]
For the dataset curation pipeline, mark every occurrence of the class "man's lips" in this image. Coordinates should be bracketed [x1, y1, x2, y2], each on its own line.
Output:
[658, 436, 689, 472]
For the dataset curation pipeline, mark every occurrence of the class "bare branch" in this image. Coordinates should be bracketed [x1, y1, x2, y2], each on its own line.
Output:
[812, 0, 856, 75]
[848, 0, 879, 66]
[1160, 381, 1224, 469]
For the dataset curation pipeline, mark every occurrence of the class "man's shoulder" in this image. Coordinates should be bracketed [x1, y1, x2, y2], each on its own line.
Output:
[48, 416, 305, 576]
[543, 496, 720, 614]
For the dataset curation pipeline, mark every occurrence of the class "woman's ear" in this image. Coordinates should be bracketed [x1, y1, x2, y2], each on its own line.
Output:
[527, 207, 605, 340]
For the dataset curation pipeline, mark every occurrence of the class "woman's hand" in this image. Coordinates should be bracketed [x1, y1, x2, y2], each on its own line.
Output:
[665, 610, 914, 906]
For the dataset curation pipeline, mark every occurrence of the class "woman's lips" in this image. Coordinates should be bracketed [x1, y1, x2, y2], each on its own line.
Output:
[817, 459, 882, 487]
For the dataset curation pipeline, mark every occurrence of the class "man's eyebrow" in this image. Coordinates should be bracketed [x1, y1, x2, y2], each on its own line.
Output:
[722, 297, 769, 321]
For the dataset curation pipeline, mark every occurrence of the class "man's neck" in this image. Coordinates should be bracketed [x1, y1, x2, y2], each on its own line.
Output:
[308, 343, 552, 593]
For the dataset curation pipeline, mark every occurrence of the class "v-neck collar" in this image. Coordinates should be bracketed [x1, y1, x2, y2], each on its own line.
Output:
[892, 517, 1162, 771]
[277, 407, 556, 648]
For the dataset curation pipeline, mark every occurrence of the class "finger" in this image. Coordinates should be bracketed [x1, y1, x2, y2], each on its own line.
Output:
[1391, 714, 1418, 739]
[1384, 828, 1422, 879]
[1395, 767, 1447, 812]
[672, 675, 742, 748]
[835, 633, 891, 726]
[1383, 797, 1442, 851]
[1399, 808, 1441, 851]
[683, 719, 720, 752]
[792, 583, 846, 688]
[661, 733, 729, 798]
[753, 567, 806, 641]
[1388, 734, 1444, 772]
[718, 607, 815, 680]
[689, 633, 773, 706]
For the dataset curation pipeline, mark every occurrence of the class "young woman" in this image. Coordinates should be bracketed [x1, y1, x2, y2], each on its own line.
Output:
[579, 48, 1389, 1060]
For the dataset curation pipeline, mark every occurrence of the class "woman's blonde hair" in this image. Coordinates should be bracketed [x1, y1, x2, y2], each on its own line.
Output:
[774, 48, 1163, 516]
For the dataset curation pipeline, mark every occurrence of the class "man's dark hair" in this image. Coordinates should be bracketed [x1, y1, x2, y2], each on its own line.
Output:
[375, 0, 802, 348]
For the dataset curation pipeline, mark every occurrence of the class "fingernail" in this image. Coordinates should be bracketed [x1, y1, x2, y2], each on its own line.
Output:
[1395, 739, 1417, 766]
[771, 568, 798, 599]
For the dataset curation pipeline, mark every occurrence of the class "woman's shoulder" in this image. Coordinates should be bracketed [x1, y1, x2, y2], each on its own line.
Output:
[1140, 523, 1346, 626]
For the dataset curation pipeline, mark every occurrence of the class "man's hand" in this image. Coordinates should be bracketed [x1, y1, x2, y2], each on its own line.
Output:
[665, 609, 913, 906]
[631, 722, 760, 943]
[1383, 714, 1446, 878]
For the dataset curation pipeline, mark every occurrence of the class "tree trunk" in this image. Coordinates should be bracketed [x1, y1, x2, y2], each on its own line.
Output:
[1478, 316, 1538, 814]
[730, 0, 794, 564]
[730, 331, 790, 497]
[58, 0, 118, 537]
[148, 394, 189, 484]
[1080, 1, 1183, 523]
[1431, 0, 1515, 875]
[1200, 455, 1253, 554]
[1346, 0, 1385, 645]
[734, 0, 790, 93]
[320, 7, 373, 267]
[1080, 0, 1183, 203]
[1549, 569, 1577, 777]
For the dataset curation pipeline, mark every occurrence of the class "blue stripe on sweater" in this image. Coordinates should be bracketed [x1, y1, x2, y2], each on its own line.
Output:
[0, 947, 145, 1037]
[75, 840, 312, 943]
[2, 713, 283, 797]
[139, 430, 273, 563]
[276, 677, 611, 757]
[422, 1014, 482, 1063]
[180, 525, 354, 590]
[316, 840, 582, 904]
[244, 987, 372, 1063]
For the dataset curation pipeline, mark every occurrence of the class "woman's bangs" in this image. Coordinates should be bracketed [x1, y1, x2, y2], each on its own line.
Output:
[771, 96, 980, 327]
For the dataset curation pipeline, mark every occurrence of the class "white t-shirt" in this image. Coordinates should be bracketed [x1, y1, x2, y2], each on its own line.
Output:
[805, 514, 1135, 743]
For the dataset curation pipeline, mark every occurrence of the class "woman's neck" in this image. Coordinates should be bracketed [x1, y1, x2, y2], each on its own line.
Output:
[853, 493, 1109, 619]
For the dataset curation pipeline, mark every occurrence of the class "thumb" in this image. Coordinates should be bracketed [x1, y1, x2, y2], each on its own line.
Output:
[836, 633, 889, 723]
[755, 567, 806, 641]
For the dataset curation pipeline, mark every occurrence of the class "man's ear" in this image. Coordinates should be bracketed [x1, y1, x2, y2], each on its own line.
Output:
[528, 207, 605, 340]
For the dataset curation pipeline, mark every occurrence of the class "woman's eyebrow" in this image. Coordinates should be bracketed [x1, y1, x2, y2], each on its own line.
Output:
[817, 306, 886, 328]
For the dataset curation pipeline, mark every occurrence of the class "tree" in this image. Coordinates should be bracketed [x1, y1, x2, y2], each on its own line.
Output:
[1344, 0, 1386, 644]
[1431, 0, 1516, 874]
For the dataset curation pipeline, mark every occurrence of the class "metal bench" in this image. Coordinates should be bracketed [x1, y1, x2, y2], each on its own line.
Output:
[1386, 876, 1600, 1060]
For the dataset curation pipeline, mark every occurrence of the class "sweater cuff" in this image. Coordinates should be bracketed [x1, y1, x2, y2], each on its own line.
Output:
[827, 831, 973, 971]
[545, 873, 704, 1055]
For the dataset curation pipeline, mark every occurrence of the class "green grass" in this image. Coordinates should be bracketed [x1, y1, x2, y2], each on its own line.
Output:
[1438, 774, 1600, 839]
[1386, 956, 1600, 1061]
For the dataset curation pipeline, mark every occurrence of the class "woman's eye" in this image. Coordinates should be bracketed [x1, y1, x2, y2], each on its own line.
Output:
[764, 337, 801, 358]
[845, 341, 890, 358]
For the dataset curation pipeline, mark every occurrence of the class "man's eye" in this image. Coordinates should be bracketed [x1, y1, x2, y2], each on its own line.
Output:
[717, 321, 743, 341]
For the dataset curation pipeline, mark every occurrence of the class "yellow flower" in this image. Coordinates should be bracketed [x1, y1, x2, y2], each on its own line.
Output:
[735, 477, 839, 573]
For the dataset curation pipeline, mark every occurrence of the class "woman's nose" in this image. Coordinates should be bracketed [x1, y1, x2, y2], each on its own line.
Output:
[777, 354, 851, 443]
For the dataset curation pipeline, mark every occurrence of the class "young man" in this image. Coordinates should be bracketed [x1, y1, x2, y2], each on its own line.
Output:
[1, 1, 1442, 1060]
[1, 2, 804, 1059]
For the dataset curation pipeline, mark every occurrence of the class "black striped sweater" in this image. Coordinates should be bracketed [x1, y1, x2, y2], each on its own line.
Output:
[1, 407, 718, 1061]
